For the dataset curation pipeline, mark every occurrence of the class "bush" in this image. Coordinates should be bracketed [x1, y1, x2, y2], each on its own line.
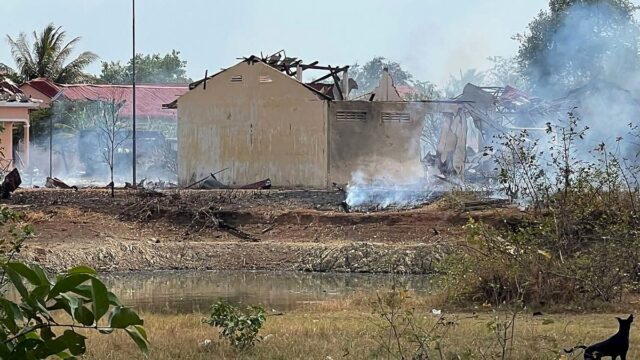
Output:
[0, 205, 149, 359]
[203, 300, 266, 350]
[437, 114, 640, 306]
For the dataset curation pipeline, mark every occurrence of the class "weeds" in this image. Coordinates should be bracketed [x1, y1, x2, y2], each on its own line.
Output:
[202, 300, 266, 350]
[437, 113, 640, 307]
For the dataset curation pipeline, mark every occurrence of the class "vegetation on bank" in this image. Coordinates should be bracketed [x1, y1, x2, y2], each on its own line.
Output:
[436, 114, 640, 308]
[0, 206, 148, 359]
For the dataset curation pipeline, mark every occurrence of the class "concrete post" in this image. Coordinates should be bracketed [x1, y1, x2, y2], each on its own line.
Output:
[19, 120, 30, 168]
[342, 69, 349, 100]
[296, 64, 303, 82]
[22, 122, 29, 168]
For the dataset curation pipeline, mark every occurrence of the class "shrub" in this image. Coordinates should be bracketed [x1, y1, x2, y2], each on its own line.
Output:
[203, 300, 266, 350]
[0, 205, 149, 359]
[437, 114, 640, 306]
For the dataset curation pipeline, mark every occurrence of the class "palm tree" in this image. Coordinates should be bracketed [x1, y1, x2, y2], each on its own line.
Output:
[4, 23, 98, 83]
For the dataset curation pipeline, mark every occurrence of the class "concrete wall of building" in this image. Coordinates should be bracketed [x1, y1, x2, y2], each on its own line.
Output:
[0, 121, 13, 167]
[177, 61, 329, 188]
[328, 101, 462, 185]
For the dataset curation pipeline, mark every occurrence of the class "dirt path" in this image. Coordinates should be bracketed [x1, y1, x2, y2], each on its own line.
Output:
[8, 189, 514, 273]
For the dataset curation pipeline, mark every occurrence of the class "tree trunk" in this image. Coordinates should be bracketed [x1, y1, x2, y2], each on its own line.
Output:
[110, 150, 115, 198]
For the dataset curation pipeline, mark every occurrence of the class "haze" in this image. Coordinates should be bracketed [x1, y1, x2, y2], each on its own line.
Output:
[0, 0, 552, 86]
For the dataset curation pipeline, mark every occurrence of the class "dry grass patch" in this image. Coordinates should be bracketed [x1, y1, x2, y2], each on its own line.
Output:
[80, 309, 640, 360]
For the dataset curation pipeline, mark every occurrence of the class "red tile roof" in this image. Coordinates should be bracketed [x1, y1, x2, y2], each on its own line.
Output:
[58, 84, 188, 119]
[21, 78, 187, 118]
[23, 77, 61, 98]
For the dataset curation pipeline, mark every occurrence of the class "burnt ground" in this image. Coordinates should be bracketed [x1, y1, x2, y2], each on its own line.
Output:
[6, 188, 518, 273]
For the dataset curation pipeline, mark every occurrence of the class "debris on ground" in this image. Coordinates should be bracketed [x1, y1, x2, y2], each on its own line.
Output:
[187, 207, 259, 242]
[461, 198, 510, 211]
[45, 177, 78, 191]
[1, 168, 21, 199]
[185, 168, 229, 189]
[239, 178, 271, 190]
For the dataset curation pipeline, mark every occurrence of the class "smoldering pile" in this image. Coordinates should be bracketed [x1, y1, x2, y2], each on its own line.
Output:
[343, 182, 442, 212]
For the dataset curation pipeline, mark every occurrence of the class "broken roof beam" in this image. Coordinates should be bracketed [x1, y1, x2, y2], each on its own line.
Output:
[332, 73, 344, 100]
[308, 66, 350, 84]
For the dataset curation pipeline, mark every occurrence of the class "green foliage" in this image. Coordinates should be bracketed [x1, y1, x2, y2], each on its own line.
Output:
[350, 57, 414, 96]
[485, 56, 528, 90]
[515, 0, 640, 95]
[99, 50, 192, 84]
[444, 68, 486, 97]
[0, 206, 149, 359]
[0, 263, 149, 359]
[437, 114, 640, 306]
[349, 57, 442, 100]
[4, 23, 98, 83]
[404, 80, 442, 101]
[202, 300, 266, 350]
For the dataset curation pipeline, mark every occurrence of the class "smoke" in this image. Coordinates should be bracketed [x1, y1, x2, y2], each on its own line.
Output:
[529, 2, 640, 155]
[18, 100, 177, 188]
[345, 169, 435, 210]
[529, 2, 640, 96]
[345, 2, 640, 210]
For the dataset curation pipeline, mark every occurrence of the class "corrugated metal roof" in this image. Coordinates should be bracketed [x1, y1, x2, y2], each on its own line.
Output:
[59, 84, 188, 119]
[23, 77, 61, 98]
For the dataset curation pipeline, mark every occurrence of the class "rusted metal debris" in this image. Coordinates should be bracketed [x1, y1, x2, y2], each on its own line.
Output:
[188, 171, 271, 190]
[45, 177, 78, 191]
[184, 168, 229, 189]
[1, 168, 21, 199]
[238, 178, 271, 190]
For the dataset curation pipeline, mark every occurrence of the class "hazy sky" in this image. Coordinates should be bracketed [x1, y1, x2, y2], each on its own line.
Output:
[0, 0, 554, 86]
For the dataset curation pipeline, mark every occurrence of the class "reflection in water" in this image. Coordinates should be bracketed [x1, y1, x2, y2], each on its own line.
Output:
[102, 271, 432, 314]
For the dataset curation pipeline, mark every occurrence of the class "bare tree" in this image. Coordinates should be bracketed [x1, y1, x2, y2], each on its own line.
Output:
[94, 89, 130, 197]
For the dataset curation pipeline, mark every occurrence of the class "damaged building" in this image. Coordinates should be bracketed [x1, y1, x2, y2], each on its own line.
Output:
[0, 77, 41, 170]
[168, 52, 466, 188]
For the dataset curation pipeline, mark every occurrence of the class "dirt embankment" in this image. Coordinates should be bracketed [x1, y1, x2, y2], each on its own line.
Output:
[8, 189, 515, 273]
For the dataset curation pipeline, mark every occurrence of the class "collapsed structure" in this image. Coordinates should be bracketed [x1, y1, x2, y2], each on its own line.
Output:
[167, 52, 468, 188]
[0, 77, 41, 170]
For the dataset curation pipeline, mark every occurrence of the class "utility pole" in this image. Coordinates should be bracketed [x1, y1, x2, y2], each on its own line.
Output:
[132, 0, 137, 186]
[49, 114, 52, 179]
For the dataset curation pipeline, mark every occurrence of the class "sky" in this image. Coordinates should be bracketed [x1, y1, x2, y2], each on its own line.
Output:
[0, 0, 553, 87]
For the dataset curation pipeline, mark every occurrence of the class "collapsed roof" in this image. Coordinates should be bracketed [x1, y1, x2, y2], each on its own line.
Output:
[187, 50, 355, 101]
[0, 77, 41, 105]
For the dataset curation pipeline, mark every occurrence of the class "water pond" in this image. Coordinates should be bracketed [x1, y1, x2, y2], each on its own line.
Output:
[102, 270, 432, 314]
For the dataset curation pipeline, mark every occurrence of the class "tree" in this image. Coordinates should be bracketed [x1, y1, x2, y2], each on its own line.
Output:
[516, 0, 640, 96]
[3, 23, 98, 83]
[100, 50, 192, 84]
[485, 56, 528, 90]
[0, 206, 148, 359]
[349, 57, 414, 96]
[403, 80, 442, 101]
[94, 90, 130, 197]
[444, 68, 486, 98]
